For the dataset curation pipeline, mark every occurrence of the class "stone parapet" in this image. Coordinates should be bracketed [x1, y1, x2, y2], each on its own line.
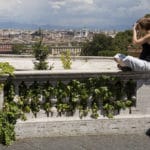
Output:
[8, 71, 150, 115]
[15, 115, 150, 139]
[1, 69, 150, 139]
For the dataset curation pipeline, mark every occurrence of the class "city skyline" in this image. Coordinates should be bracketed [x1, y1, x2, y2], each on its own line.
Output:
[0, 0, 149, 30]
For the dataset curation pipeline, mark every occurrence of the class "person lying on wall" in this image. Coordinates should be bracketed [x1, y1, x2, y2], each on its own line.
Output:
[114, 17, 150, 72]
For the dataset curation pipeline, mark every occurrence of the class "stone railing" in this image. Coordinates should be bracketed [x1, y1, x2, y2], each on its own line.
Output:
[1, 70, 150, 139]
[1, 70, 150, 116]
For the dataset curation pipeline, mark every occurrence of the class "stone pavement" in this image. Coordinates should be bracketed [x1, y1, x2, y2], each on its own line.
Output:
[1, 133, 150, 150]
[0, 56, 118, 72]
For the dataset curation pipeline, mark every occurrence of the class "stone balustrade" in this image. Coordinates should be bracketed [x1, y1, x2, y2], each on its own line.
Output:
[12, 70, 150, 139]
[1, 70, 150, 115]
[1, 64, 150, 139]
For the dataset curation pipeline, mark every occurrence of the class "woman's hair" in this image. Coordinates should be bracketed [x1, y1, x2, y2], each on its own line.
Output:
[136, 17, 150, 30]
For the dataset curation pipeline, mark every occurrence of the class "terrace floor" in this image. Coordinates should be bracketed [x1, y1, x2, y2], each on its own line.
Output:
[0, 55, 119, 72]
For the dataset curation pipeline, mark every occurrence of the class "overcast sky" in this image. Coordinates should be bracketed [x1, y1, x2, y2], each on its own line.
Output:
[0, 0, 149, 29]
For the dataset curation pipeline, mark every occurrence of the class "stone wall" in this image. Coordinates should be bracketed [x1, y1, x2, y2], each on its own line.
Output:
[1, 69, 150, 139]
[15, 115, 150, 139]
[13, 71, 150, 138]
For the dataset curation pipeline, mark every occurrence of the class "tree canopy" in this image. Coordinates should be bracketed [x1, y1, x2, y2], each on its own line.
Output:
[81, 30, 132, 56]
[113, 30, 132, 51]
[144, 14, 150, 18]
[12, 43, 26, 54]
[32, 38, 49, 70]
[81, 33, 114, 56]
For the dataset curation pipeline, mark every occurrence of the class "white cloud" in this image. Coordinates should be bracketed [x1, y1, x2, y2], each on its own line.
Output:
[48, 0, 94, 10]
[0, 0, 149, 29]
[48, 1, 66, 9]
[0, 0, 23, 21]
[16, 0, 22, 4]
[0, 0, 17, 12]
[70, 0, 94, 5]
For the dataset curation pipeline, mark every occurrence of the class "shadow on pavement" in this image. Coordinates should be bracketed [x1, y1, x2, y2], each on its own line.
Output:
[146, 128, 150, 137]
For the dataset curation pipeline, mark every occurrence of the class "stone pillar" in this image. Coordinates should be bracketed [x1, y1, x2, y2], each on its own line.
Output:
[0, 87, 4, 110]
[14, 82, 19, 95]
[133, 79, 150, 114]
[52, 48, 54, 55]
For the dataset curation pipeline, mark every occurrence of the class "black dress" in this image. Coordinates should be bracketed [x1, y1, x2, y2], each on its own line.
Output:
[139, 43, 150, 62]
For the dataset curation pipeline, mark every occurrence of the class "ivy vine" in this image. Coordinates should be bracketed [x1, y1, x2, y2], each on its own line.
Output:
[0, 75, 137, 145]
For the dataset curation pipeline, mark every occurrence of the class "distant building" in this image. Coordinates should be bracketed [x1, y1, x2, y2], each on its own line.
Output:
[74, 28, 89, 38]
[80, 28, 89, 38]
[0, 44, 12, 54]
[51, 46, 81, 56]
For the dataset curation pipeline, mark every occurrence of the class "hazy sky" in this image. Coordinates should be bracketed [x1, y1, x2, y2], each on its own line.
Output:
[0, 0, 149, 29]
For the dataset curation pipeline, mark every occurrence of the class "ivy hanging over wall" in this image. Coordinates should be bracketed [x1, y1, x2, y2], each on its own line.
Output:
[0, 62, 14, 76]
[0, 75, 136, 145]
[0, 62, 17, 145]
